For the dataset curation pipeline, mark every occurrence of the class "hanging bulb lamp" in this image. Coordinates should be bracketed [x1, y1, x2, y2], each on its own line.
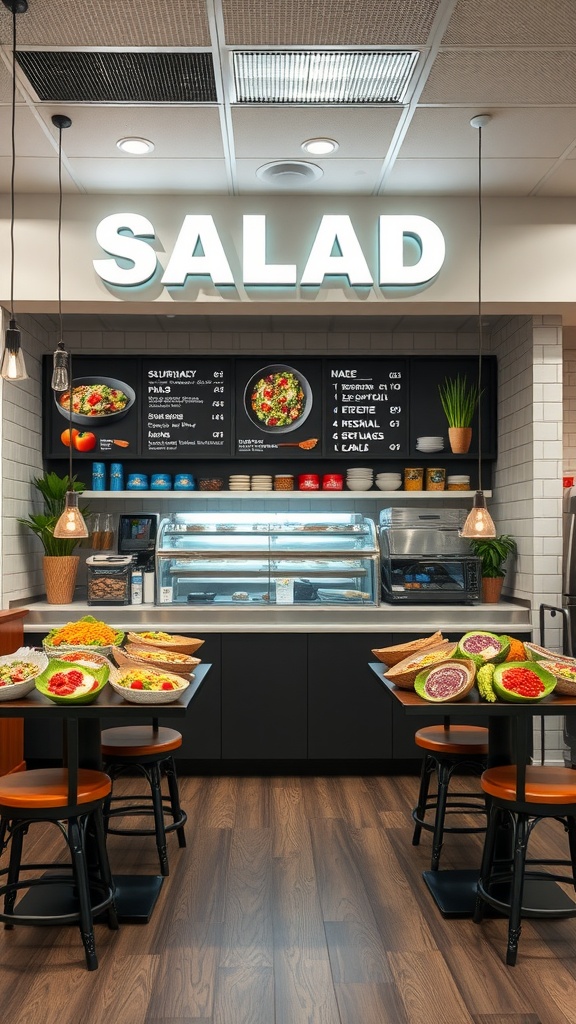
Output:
[50, 113, 87, 541]
[1, 1, 28, 381]
[461, 113, 496, 540]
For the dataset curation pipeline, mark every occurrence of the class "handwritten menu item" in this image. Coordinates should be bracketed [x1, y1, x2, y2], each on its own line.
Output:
[324, 359, 408, 457]
[142, 358, 232, 456]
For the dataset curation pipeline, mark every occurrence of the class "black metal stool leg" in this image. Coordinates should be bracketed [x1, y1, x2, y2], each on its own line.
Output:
[474, 801, 499, 924]
[431, 760, 451, 871]
[412, 754, 434, 846]
[165, 757, 187, 848]
[91, 807, 118, 930]
[506, 814, 529, 967]
[68, 816, 98, 971]
[4, 820, 25, 926]
[149, 762, 169, 876]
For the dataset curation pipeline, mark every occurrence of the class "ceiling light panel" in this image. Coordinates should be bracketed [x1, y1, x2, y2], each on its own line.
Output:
[15, 51, 217, 103]
[233, 51, 419, 103]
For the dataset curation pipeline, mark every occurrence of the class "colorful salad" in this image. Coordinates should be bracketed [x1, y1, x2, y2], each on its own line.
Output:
[0, 660, 39, 686]
[118, 669, 185, 692]
[250, 371, 305, 428]
[59, 384, 128, 417]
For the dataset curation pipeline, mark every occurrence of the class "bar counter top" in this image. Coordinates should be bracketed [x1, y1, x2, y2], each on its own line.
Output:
[18, 597, 532, 635]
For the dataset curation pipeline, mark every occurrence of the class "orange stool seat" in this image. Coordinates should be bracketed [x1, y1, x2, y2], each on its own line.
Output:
[474, 764, 576, 965]
[412, 724, 488, 871]
[101, 726, 183, 758]
[0, 768, 117, 971]
[415, 725, 489, 756]
[101, 726, 186, 877]
[0, 768, 111, 809]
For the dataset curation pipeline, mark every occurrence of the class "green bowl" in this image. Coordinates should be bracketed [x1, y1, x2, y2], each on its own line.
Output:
[35, 658, 110, 705]
[492, 660, 557, 703]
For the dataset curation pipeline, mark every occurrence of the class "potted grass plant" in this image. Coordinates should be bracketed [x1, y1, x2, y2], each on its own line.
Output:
[469, 534, 517, 603]
[438, 374, 481, 453]
[19, 472, 89, 604]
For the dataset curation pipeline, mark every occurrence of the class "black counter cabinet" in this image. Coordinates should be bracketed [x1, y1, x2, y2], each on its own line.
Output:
[23, 628, 530, 772]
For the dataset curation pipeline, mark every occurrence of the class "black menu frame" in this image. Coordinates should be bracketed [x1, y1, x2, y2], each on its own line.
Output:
[42, 353, 497, 463]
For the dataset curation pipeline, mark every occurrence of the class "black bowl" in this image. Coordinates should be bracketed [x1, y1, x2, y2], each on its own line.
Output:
[243, 363, 313, 435]
[54, 376, 136, 426]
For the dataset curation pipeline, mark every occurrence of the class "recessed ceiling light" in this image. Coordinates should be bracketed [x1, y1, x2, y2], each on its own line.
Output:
[117, 137, 154, 155]
[302, 138, 338, 155]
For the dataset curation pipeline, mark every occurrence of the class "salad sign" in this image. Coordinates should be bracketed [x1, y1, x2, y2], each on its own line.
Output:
[324, 359, 408, 456]
[142, 359, 232, 455]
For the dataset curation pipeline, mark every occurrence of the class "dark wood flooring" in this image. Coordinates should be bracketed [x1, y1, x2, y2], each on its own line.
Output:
[1, 773, 576, 1024]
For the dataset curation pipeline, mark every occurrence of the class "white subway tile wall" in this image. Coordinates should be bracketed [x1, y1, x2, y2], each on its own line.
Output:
[1, 312, 570, 763]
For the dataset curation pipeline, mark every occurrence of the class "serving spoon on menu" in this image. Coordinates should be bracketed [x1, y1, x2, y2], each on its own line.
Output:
[276, 438, 319, 450]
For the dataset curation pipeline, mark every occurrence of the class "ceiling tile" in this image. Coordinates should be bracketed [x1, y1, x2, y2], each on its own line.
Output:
[221, 0, 441, 46]
[384, 157, 556, 196]
[400, 107, 576, 159]
[236, 158, 381, 193]
[67, 158, 230, 194]
[231, 105, 401, 158]
[1, 0, 211, 48]
[422, 50, 576, 105]
[443, 0, 576, 45]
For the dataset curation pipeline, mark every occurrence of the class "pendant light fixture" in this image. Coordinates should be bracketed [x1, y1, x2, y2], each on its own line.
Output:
[461, 114, 496, 540]
[1, 0, 28, 381]
[51, 114, 87, 541]
[50, 114, 71, 392]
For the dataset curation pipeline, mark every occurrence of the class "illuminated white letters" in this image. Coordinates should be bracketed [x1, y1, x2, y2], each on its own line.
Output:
[93, 212, 446, 290]
[301, 215, 373, 286]
[379, 215, 445, 285]
[243, 215, 297, 285]
[161, 215, 234, 286]
[93, 213, 157, 286]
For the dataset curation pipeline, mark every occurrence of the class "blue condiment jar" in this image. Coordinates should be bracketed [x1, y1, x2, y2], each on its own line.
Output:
[151, 473, 171, 490]
[126, 473, 148, 490]
[174, 474, 196, 490]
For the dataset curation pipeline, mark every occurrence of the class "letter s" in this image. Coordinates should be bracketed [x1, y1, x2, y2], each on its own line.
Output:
[93, 213, 157, 286]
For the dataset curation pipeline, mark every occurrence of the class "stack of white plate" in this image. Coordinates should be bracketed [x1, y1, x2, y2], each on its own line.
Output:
[346, 467, 374, 491]
[229, 475, 251, 490]
[251, 475, 273, 491]
[416, 435, 444, 452]
[375, 473, 402, 492]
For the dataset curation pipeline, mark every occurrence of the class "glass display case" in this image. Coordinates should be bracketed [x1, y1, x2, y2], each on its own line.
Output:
[155, 511, 380, 606]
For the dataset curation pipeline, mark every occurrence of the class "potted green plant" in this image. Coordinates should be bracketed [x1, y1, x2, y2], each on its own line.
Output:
[469, 534, 517, 603]
[19, 472, 89, 604]
[438, 374, 481, 453]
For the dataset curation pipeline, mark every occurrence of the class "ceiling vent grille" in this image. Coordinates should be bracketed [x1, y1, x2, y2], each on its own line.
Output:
[233, 50, 419, 103]
[15, 50, 217, 103]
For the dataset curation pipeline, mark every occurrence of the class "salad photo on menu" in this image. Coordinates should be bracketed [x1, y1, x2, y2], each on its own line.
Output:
[243, 363, 313, 434]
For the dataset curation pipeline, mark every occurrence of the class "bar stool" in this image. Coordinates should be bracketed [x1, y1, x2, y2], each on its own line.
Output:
[0, 767, 118, 971]
[412, 721, 489, 870]
[101, 724, 187, 877]
[473, 764, 576, 965]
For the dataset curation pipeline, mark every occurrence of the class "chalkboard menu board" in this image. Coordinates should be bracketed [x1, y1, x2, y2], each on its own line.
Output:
[142, 359, 232, 455]
[43, 353, 496, 462]
[323, 359, 408, 457]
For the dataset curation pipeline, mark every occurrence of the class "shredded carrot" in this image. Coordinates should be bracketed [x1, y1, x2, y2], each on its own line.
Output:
[47, 618, 117, 648]
[503, 636, 527, 662]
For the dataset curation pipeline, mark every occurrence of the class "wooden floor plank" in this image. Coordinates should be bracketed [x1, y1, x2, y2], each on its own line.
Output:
[1, 772, 576, 1024]
[219, 826, 273, 969]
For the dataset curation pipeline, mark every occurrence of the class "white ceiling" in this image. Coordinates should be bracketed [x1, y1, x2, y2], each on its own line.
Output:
[1, 0, 575, 199]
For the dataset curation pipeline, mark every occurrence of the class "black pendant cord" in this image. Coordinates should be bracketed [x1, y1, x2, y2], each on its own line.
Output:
[476, 124, 483, 496]
[8, 4, 17, 319]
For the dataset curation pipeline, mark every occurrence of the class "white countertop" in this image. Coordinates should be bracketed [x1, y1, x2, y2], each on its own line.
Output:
[19, 598, 532, 635]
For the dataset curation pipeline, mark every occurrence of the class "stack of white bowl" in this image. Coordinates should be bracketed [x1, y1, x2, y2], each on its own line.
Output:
[251, 474, 273, 491]
[375, 472, 402, 491]
[229, 475, 250, 490]
[346, 467, 374, 491]
[416, 435, 444, 452]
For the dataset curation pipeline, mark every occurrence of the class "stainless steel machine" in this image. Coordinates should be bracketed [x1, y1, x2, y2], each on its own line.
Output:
[378, 506, 481, 604]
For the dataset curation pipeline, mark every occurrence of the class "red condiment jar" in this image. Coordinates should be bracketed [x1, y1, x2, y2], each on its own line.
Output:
[298, 473, 320, 490]
[322, 474, 344, 490]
